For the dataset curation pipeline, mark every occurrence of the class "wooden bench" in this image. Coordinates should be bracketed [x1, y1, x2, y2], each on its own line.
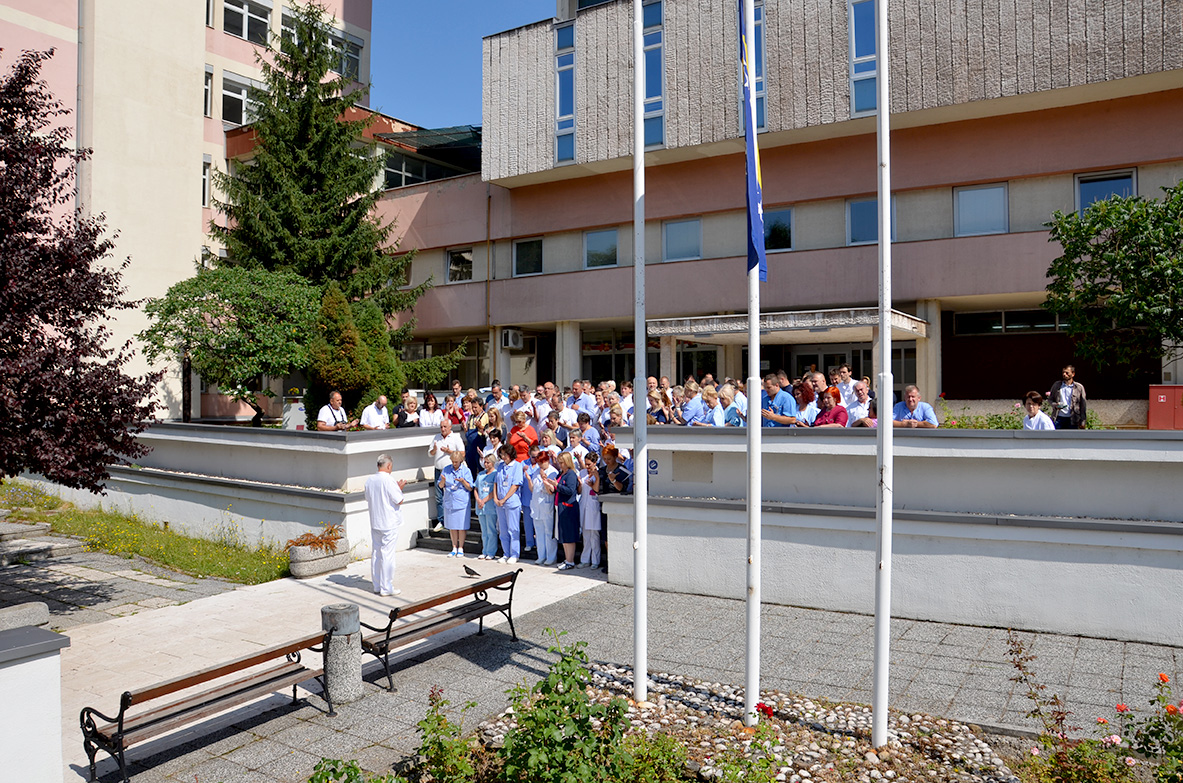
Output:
[361, 568, 523, 691]
[80, 631, 330, 782]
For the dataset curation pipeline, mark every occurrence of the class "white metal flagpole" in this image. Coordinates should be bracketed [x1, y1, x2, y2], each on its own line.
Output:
[741, 0, 764, 727]
[871, 0, 895, 749]
[632, 0, 649, 704]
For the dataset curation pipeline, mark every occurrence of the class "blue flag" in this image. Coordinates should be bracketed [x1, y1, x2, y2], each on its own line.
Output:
[739, 0, 766, 282]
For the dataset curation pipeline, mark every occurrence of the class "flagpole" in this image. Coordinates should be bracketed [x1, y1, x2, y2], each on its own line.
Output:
[741, 0, 763, 728]
[871, 0, 894, 749]
[632, 0, 649, 705]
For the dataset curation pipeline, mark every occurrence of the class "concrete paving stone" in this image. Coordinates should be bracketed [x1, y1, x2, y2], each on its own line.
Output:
[267, 719, 337, 751]
[344, 714, 418, 745]
[911, 667, 972, 688]
[305, 726, 384, 760]
[175, 757, 264, 783]
[231, 706, 310, 738]
[223, 738, 302, 770]
[248, 747, 323, 783]
[349, 743, 403, 775]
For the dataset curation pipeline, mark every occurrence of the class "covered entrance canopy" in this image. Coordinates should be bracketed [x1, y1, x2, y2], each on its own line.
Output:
[646, 307, 927, 344]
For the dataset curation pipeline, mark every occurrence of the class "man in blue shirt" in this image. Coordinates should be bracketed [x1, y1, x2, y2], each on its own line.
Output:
[760, 373, 798, 426]
[892, 385, 939, 428]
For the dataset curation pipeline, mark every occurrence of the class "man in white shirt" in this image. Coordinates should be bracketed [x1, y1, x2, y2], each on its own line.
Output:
[427, 419, 464, 527]
[485, 381, 511, 419]
[836, 364, 857, 409]
[360, 395, 390, 430]
[844, 381, 872, 426]
[365, 454, 406, 596]
[317, 390, 357, 432]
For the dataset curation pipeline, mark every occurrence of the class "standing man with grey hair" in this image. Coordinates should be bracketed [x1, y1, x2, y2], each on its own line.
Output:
[365, 454, 406, 597]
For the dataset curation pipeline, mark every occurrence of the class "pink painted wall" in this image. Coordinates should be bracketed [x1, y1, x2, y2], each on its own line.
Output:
[2, 13, 78, 139]
[406, 230, 1058, 332]
[6, 0, 75, 28]
[376, 174, 507, 252]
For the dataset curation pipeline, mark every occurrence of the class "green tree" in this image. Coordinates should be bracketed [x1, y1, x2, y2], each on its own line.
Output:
[306, 283, 371, 424]
[1043, 182, 1183, 371]
[139, 267, 319, 426]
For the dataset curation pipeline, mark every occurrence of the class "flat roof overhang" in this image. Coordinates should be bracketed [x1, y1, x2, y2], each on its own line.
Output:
[646, 307, 927, 345]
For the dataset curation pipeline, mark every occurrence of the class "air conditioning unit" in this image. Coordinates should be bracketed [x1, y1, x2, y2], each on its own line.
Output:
[501, 328, 524, 351]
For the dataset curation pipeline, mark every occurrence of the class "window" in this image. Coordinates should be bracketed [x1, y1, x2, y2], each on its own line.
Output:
[663, 219, 701, 262]
[383, 150, 457, 189]
[765, 207, 792, 251]
[849, 0, 877, 115]
[584, 229, 618, 268]
[954, 310, 1063, 336]
[206, 0, 214, 27]
[447, 249, 473, 283]
[954, 183, 1008, 236]
[643, 0, 664, 147]
[578, 0, 612, 8]
[1077, 170, 1135, 214]
[555, 24, 575, 163]
[739, 1, 766, 131]
[221, 75, 257, 125]
[203, 70, 213, 117]
[224, 0, 270, 46]
[202, 161, 211, 207]
[514, 239, 543, 276]
[847, 197, 894, 245]
[330, 33, 362, 81]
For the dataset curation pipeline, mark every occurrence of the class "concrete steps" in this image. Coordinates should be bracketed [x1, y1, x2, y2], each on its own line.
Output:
[416, 517, 485, 555]
[0, 520, 83, 566]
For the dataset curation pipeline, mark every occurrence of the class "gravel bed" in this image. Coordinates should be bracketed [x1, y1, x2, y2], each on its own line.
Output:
[479, 662, 1020, 783]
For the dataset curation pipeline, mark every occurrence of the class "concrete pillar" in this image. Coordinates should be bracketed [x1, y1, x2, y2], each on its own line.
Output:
[722, 345, 743, 382]
[0, 626, 69, 782]
[555, 321, 582, 387]
[915, 299, 942, 400]
[659, 336, 676, 383]
[489, 327, 511, 386]
[321, 603, 362, 710]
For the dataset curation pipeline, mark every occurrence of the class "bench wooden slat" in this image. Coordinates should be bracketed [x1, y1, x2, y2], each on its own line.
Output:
[105, 661, 309, 737]
[117, 666, 322, 747]
[392, 572, 515, 618]
[363, 600, 499, 653]
[129, 632, 324, 705]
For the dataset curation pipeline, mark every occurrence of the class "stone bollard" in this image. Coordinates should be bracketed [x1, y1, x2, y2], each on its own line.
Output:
[321, 603, 363, 713]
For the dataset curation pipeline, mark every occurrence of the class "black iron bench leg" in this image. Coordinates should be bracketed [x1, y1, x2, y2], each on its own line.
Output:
[478, 615, 485, 636]
[84, 739, 98, 781]
[322, 673, 335, 717]
[383, 650, 395, 692]
[291, 682, 298, 706]
[117, 744, 129, 783]
[504, 607, 518, 641]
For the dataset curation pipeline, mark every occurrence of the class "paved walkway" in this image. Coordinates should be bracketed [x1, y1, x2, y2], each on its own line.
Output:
[53, 549, 1182, 783]
[0, 550, 236, 630]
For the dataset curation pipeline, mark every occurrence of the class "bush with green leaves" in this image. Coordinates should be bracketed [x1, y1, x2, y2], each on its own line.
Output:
[502, 628, 631, 783]
[1116, 674, 1183, 783]
[307, 758, 406, 783]
[617, 731, 688, 783]
[413, 685, 477, 783]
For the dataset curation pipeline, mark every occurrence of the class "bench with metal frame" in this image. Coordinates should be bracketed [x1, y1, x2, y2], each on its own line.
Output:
[80, 631, 331, 782]
[361, 568, 522, 691]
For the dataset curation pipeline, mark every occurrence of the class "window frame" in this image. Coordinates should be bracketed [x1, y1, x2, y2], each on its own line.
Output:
[846, 196, 895, 246]
[329, 32, 362, 81]
[203, 70, 213, 117]
[764, 206, 793, 252]
[513, 238, 544, 277]
[662, 218, 702, 262]
[202, 161, 211, 207]
[1075, 169, 1136, 215]
[642, 0, 664, 149]
[583, 228, 619, 269]
[953, 182, 1009, 237]
[554, 22, 576, 165]
[206, 0, 215, 27]
[223, 0, 271, 46]
[848, 0, 877, 117]
[221, 74, 257, 126]
[445, 248, 474, 284]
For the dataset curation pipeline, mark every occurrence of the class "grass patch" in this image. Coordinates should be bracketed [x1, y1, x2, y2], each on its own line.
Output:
[1, 480, 289, 584]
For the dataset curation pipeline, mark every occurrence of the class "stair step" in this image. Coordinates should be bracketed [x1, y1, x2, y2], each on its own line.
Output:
[0, 536, 84, 566]
[0, 521, 51, 542]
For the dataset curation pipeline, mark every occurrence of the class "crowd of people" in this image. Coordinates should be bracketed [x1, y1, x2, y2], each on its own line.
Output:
[345, 362, 1089, 581]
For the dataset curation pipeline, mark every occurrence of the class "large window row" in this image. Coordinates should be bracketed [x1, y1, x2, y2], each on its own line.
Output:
[430, 168, 1140, 279]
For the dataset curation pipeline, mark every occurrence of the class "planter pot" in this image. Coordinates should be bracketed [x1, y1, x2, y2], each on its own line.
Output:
[288, 539, 350, 579]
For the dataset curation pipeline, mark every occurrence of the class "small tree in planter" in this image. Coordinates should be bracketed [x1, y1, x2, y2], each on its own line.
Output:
[285, 522, 349, 579]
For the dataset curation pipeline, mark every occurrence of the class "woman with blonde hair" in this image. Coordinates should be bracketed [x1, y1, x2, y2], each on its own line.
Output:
[544, 451, 581, 571]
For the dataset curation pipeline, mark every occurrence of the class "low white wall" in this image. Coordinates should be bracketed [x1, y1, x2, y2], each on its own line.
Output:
[604, 496, 1183, 645]
[0, 628, 70, 782]
[618, 428, 1183, 523]
[136, 423, 436, 492]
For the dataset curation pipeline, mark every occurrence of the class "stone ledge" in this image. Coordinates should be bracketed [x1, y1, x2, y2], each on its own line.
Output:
[0, 602, 50, 632]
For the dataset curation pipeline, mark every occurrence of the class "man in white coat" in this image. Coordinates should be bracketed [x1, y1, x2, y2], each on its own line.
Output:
[365, 454, 406, 597]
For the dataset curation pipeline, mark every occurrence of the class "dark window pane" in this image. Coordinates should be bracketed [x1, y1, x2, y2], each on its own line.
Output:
[853, 77, 876, 113]
[1005, 310, 1056, 332]
[515, 240, 543, 275]
[1080, 174, 1133, 210]
[954, 312, 1004, 335]
[756, 95, 765, 128]
[765, 208, 792, 250]
[849, 199, 877, 244]
[558, 68, 574, 117]
[223, 93, 243, 125]
[556, 24, 574, 50]
[585, 230, 617, 267]
[224, 7, 244, 37]
[643, 1, 661, 28]
[644, 115, 663, 146]
[447, 249, 473, 283]
[852, 0, 876, 58]
[556, 132, 574, 162]
[247, 17, 268, 45]
[645, 47, 662, 99]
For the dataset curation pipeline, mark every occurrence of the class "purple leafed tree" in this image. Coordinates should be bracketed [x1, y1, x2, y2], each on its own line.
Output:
[0, 49, 160, 492]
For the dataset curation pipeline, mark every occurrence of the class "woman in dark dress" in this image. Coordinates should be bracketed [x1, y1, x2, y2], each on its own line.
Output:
[546, 451, 581, 571]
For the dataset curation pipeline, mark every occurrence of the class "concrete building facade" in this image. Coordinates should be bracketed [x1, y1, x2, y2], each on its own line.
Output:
[2, 0, 373, 419]
[381, 0, 1183, 412]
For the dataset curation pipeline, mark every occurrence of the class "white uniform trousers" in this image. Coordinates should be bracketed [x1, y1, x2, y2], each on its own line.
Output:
[371, 526, 400, 595]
